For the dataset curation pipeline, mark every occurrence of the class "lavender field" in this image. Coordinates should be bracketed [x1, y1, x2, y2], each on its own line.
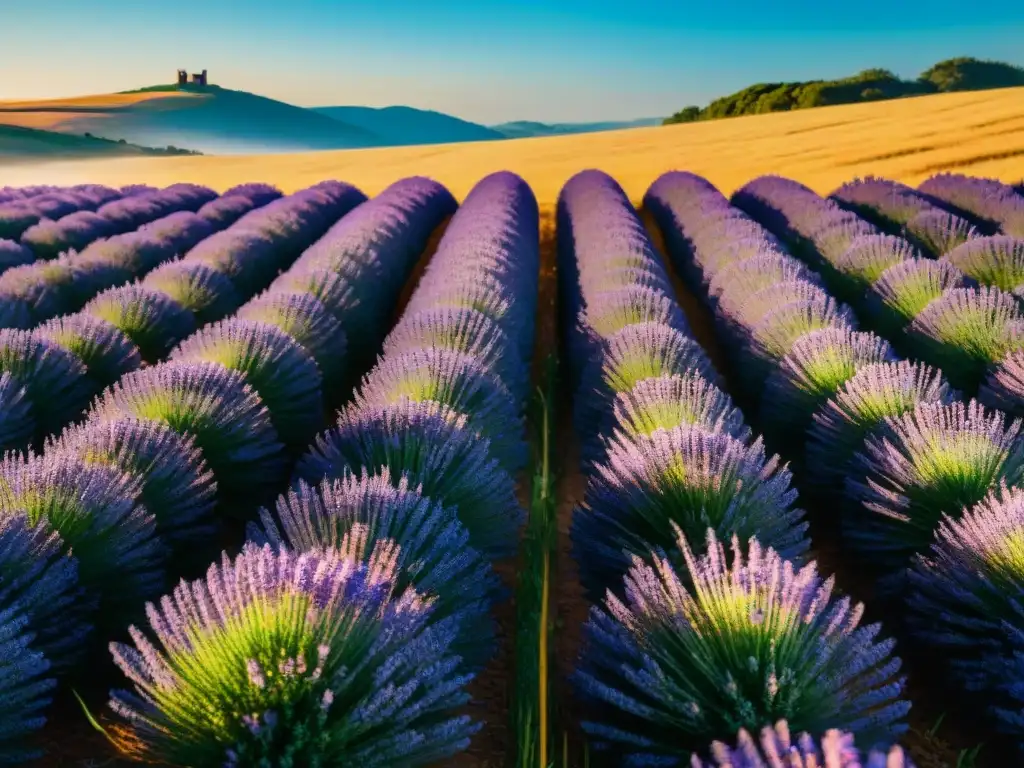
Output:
[1, 170, 1023, 766]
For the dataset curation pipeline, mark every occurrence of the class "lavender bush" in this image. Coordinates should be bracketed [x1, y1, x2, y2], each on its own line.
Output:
[845, 399, 1024, 589]
[571, 425, 808, 600]
[170, 319, 324, 448]
[295, 399, 523, 560]
[806, 361, 956, 491]
[251, 470, 500, 668]
[108, 545, 477, 766]
[87, 361, 287, 503]
[573, 528, 908, 765]
[906, 487, 1024, 742]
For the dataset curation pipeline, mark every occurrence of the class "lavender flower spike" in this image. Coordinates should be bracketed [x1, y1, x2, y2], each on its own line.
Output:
[692, 721, 914, 767]
[980, 348, 1024, 418]
[0, 373, 32, 452]
[0, 605, 55, 765]
[250, 469, 500, 669]
[0, 514, 86, 668]
[108, 545, 478, 766]
[294, 399, 523, 560]
[87, 361, 287, 504]
[170, 319, 324, 448]
[806, 361, 957, 492]
[571, 425, 809, 601]
[50, 417, 217, 546]
[906, 486, 1024, 741]
[846, 399, 1024, 590]
[573, 527, 909, 765]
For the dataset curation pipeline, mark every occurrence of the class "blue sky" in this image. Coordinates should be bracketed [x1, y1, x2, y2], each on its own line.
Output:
[1, 0, 1022, 123]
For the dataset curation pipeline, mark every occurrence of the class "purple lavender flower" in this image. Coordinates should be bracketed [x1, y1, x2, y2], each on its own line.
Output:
[35, 313, 142, 395]
[728, 279, 831, 342]
[571, 425, 808, 601]
[903, 209, 979, 258]
[832, 176, 931, 228]
[808, 212, 879, 265]
[578, 264, 674, 297]
[0, 328, 89, 443]
[833, 234, 921, 302]
[845, 399, 1024, 589]
[980, 349, 1024, 417]
[82, 284, 197, 363]
[50, 417, 217, 545]
[584, 285, 689, 340]
[250, 469, 500, 668]
[906, 285, 1024, 393]
[919, 172, 1024, 239]
[943, 235, 1024, 295]
[576, 322, 719, 456]
[295, 399, 523, 559]
[0, 238, 33, 276]
[691, 721, 913, 768]
[196, 195, 264, 229]
[20, 210, 118, 260]
[170, 319, 324, 448]
[611, 372, 752, 445]
[0, 605, 55, 764]
[746, 296, 858, 386]
[0, 293, 30, 330]
[142, 259, 243, 325]
[0, 514, 86, 668]
[573, 528, 908, 764]
[807, 361, 956, 492]
[906, 486, 1024, 738]
[182, 182, 367, 296]
[0, 259, 76, 320]
[761, 328, 896, 441]
[0, 373, 32, 452]
[384, 307, 528, 402]
[221, 182, 283, 206]
[865, 258, 967, 334]
[709, 252, 820, 316]
[0, 452, 165, 624]
[87, 361, 287, 503]
[236, 290, 347, 386]
[354, 347, 527, 472]
[108, 544, 477, 766]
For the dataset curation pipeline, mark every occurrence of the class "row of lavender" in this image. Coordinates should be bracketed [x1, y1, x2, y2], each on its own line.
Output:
[557, 169, 911, 767]
[731, 175, 1024, 410]
[833, 172, 1024, 242]
[93, 171, 537, 764]
[0, 181, 367, 461]
[0, 178, 408, 762]
[0, 182, 284, 331]
[648, 171, 1024, 752]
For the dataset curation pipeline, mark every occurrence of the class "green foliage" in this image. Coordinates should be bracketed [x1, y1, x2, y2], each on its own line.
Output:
[919, 57, 1024, 92]
[664, 57, 1024, 126]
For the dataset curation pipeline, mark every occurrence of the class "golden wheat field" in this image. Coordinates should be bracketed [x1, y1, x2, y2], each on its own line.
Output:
[2, 86, 1022, 201]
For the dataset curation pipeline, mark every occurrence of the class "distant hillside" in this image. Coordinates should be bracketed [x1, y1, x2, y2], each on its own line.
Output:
[0, 124, 200, 162]
[0, 84, 381, 154]
[313, 105, 504, 146]
[665, 57, 1024, 124]
[490, 117, 664, 139]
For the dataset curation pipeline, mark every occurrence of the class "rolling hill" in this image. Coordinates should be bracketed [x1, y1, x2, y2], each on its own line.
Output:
[490, 118, 664, 139]
[4, 86, 1021, 206]
[0, 85, 380, 154]
[313, 105, 504, 145]
[0, 124, 200, 162]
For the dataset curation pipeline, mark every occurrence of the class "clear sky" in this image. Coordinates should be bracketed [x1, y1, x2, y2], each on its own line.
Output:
[1, 0, 1022, 124]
